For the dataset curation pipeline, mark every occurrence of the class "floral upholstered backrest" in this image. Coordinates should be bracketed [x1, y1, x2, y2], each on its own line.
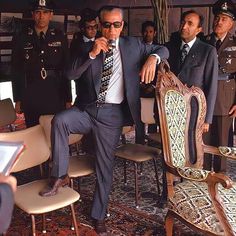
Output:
[164, 90, 187, 167]
[156, 60, 206, 169]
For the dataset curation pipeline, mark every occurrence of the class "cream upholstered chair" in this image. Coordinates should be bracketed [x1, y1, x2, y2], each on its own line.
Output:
[0, 98, 17, 131]
[156, 60, 236, 236]
[115, 99, 162, 208]
[39, 115, 94, 190]
[0, 125, 80, 235]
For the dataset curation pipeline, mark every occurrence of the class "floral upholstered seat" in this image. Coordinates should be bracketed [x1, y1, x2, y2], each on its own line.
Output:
[156, 60, 236, 236]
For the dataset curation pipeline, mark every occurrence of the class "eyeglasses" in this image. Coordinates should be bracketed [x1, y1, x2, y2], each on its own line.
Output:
[101, 21, 122, 29]
[85, 24, 98, 30]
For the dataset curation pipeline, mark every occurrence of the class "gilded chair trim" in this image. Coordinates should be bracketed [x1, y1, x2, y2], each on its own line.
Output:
[219, 146, 236, 159]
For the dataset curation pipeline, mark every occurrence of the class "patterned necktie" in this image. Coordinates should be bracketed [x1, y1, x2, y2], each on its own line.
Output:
[97, 50, 114, 104]
[215, 39, 222, 51]
[180, 44, 189, 64]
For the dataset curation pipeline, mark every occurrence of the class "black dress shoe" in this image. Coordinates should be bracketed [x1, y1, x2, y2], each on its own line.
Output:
[94, 219, 107, 235]
[39, 175, 69, 197]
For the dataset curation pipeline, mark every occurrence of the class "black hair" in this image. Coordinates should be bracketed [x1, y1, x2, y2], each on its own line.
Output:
[141, 21, 156, 34]
[181, 10, 204, 27]
[79, 8, 97, 28]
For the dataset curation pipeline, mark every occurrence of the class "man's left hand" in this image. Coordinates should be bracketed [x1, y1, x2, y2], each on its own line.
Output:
[229, 105, 236, 118]
[140, 55, 158, 84]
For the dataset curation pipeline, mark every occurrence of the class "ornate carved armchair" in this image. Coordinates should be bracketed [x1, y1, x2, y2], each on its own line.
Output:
[156, 61, 236, 236]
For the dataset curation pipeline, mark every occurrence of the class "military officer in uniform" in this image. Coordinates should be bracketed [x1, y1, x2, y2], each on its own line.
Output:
[12, 0, 72, 127]
[204, 0, 236, 172]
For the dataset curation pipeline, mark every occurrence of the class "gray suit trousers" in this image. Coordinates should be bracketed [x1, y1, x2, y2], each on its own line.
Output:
[51, 104, 123, 220]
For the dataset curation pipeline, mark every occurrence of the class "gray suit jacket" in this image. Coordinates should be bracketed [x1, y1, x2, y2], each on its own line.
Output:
[0, 183, 14, 234]
[67, 36, 169, 142]
[166, 38, 218, 124]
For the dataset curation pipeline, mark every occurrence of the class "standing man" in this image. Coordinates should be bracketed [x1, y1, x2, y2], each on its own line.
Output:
[70, 8, 98, 60]
[12, 0, 72, 127]
[140, 21, 158, 134]
[141, 20, 157, 45]
[204, 0, 236, 172]
[39, 5, 169, 235]
[166, 10, 218, 163]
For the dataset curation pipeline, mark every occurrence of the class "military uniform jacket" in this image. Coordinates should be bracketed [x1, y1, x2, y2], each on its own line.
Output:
[12, 26, 72, 113]
[205, 33, 236, 116]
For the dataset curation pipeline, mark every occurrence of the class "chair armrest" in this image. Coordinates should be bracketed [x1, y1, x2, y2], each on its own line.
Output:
[203, 144, 221, 155]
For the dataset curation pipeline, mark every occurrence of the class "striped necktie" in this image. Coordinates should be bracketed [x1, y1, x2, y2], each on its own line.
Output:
[97, 50, 114, 104]
[180, 44, 189, 64]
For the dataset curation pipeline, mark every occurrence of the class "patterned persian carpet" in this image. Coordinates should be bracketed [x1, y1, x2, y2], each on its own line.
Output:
[2, 117, 236, 236]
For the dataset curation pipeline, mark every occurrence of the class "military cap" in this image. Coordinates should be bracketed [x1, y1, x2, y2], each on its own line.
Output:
[213, 0, 236, 20]
[31, 0, 55, 11]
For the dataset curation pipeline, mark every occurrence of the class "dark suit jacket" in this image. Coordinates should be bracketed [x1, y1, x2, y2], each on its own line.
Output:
[0, 183, 14, 234]
[166, 37, 218, 124]
[205, 33, 236, 116]
[66, 36, 169, 142]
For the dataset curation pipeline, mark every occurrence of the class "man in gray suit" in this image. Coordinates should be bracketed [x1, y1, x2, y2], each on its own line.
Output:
[166, 10, 218, 163]
[39, 5, 169, 235]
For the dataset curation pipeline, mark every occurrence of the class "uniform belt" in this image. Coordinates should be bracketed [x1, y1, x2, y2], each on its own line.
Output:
[218, 74, 230, 81]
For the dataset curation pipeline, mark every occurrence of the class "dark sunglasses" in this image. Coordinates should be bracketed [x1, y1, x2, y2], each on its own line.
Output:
[101, 21, 122, 29]
[85, 24, 98, 30]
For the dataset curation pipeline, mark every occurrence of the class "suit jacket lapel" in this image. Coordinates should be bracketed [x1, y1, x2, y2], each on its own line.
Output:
[91, 52, 103, 95]
[181, 38, 200, 70]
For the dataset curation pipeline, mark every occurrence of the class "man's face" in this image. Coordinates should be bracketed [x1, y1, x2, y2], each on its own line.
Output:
[180, 13, 202, 42]
[213, 14, 234, 38]
[100, 9, 124, 40]
[83, 20, 98, 39]
[143, 26, 156, 43]
[32, 9, 53, 30]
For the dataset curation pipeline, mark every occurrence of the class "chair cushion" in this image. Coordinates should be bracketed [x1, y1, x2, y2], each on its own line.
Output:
[15, 179, 80, 214]
[115, 143, 161, 162]
[68, 155, 94, 178]
[169, 180, 236, 235]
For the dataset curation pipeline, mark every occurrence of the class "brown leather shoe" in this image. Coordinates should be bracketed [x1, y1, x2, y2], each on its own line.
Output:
[94, 219, 107, 235]
[39, 175, 69, 197]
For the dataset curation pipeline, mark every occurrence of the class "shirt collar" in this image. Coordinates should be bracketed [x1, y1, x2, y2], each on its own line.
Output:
[181, 37, 197, 49]
[214, 33, 227, 42]
[83, 35, 95, 42]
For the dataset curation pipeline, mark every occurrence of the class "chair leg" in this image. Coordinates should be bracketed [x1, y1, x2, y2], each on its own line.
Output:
[165, 211, 174, 236]
[70, 178, 74, 189]
[70, 204, 79, 236]
[124, 160, 127, 185]
[42, 214, 46, 233]
[134, 162, 139, 208]
[152, 158, 160, 196]
[31, 214, 36, 236]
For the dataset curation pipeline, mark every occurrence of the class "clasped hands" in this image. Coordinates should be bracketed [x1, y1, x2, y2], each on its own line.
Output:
[89, 37, 158, 84]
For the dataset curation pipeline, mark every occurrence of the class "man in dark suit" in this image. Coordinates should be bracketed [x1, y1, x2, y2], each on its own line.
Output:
[0, 174, 17, 234]
[204, 0, 236, 172]
[39, 5, 169, 235]
[166, 10, 218, 163]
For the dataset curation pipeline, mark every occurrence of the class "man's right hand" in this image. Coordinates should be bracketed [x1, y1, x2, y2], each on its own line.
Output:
[89, 37, 109, 58]
[15, 101, 21, 114]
